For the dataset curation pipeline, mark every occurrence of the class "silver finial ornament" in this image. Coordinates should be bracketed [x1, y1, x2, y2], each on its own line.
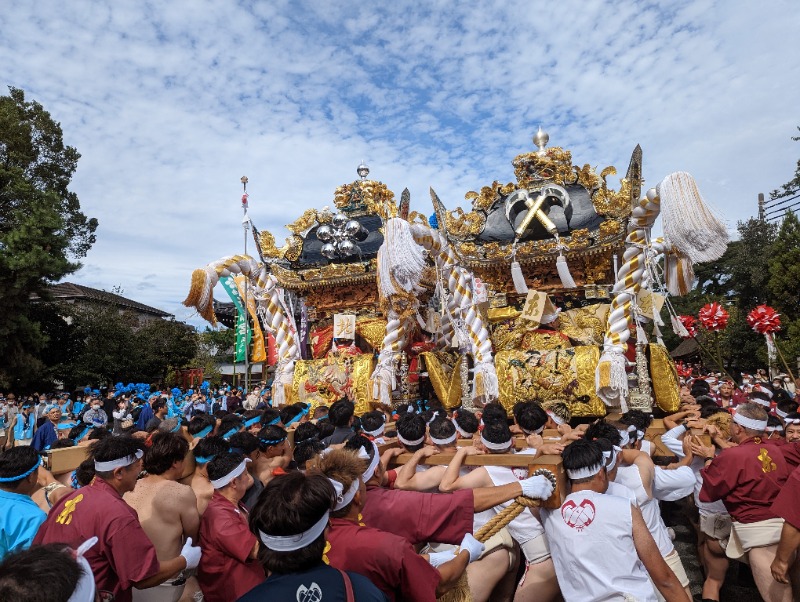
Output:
[357, 161, 370, 180]
[533, 127, 549, 156]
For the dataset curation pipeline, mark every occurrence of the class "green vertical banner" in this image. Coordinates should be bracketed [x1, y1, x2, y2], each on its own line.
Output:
[220, 277, 251, 363]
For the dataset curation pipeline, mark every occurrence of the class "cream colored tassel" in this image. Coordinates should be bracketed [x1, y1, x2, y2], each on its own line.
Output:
[556, 253, 577, 288]
[511, 260, 528, 294]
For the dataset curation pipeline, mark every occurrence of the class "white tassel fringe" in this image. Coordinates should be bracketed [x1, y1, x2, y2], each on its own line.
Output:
[511, 261, 528, 294]
[556, 253, 577, 289]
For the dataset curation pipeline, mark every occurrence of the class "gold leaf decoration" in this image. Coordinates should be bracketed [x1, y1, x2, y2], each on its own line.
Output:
[333, 180, 397, 220]
[592, 168, 633, 219]
[512, 147, 578, 189]
[286, 209, 319, 235]
[283, 235, 304, 262]
[259, 231, 284, 259]
[444, 207, 486, 239]
[598, 219, 623, 239]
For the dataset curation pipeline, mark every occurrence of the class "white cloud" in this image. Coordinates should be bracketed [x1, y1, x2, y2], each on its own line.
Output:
[2, 0, 799, 326]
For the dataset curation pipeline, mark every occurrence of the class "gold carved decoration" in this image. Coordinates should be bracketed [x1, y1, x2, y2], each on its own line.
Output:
[286, 209, 319, 235]
[591, 167, 633, 218]
[271, 263, 303, 287]
[464, 181, 516, 212]
[574, 164, 601, 191]
[333, 180, 397, 220]
[520, 329, 572, 351]
[598, 219, 624, 239]
[355, 317, 387, 351]
[445, 207, 486, 240]
[283, 235, 304, 262]
[512, 147, 577, 189]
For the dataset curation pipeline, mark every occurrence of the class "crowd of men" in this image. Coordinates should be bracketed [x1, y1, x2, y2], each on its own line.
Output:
[0, 369, 799, 601]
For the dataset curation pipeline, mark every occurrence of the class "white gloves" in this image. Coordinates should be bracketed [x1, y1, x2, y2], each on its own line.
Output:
[427, 550, 456, 567]
[180, 537, 202, 570]
[520, 474, 555, 500]
[459, 533, 485, 563]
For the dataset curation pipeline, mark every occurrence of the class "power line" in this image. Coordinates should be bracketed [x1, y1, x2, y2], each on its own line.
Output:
[764, 192, 800, 207]
[766, 201, 800, 220]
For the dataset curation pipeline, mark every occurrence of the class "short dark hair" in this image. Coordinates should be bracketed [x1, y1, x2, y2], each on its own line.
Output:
[360, 411, 385, 433]
[257, 425, 288, 451]
[481, 403, 508, 425]
[452, 410, 478, 435]
[0, 544, 82, 602]
[207, 452, 246, 483]
[144, 432, 189, 475]
[261, 408, 280, 427]
[293, 439, 325, 469]
[88, 436, 143, 479]
[343, 434, 374, 460]
[250, 472, 335, 574]
[396, 414, 426, 451]
[152, 399, 167, 412]
[49, 439, 75, 450]
[481, 420, 512, 452]
[188, 414, 216, 436]
[317, 421, 335, 440]
[218, 415, 244, 439]
[0, 447, 40, 490]
[294, 422, 320, 444]
[75, 459, 95, 487]
[279, 404, 303, 426]
[563, 438, 604, 483]
[229, 431, 261, 456]
[67, 424, 92, 442]
[429, 418, 456, 442]
[193, 436, 230, 463]
[328, 400, 355, 428]
[585, 420, 622, 446]
[517, 403, 548, 434]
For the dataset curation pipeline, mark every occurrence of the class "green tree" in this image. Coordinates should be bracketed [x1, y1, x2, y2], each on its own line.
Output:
[0, 87, 98, 387]
[770, 127, 800, 200]
[133, 318, 198, 384]
[767, 210, 800, 366]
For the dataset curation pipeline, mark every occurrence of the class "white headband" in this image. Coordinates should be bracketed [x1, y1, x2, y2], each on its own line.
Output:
[360, 443, 381, 482]
[521, 424, 545, 436]
[68, 538, 98, 602]
[733, 413, 768, 432]
[210, 458, 251, 489]
[259, 511, 329, 551]
[567, 462, 604, 480]
[618, 430, 631, 448]
[750, 397, 771, 408]
[452, 420, 473, 439]
[397, 433, 425, 447]
[766, 425, 784, 433]
[481, 434, 513, 451]
[546, 411, 565, 426]
[362, 424, 385, 437]
[785, 418, 800, 425]
[603, 445, 622, 472]
[94, 449, 143, 472]
[776, 408, 788, 419]
[427, 411, 440, 424]
[430, 432, 457, 446]
[330, 478, 359, 511]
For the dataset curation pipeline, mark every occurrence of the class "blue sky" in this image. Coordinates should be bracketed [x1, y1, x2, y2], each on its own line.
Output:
[3, 0, 799, 326]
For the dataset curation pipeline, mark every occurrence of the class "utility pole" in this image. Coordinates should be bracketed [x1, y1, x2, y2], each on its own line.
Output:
[758, 193, 765, 221]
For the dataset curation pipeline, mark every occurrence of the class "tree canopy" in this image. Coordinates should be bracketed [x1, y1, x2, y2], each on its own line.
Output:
[0, 87, 98, 387]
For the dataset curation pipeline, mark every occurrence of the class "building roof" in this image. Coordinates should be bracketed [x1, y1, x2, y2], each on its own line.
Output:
[669, 337, 699, 359]
[43, 282, 173, 318]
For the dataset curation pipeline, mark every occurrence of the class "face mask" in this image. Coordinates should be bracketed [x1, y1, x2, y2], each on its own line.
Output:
[92, 405, 101, 410]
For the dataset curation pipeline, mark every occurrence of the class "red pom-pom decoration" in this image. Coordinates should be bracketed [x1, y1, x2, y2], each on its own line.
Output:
[678, 315, 697, 338]
[698, 302, 729, 331]
[747, 304, 781, 334]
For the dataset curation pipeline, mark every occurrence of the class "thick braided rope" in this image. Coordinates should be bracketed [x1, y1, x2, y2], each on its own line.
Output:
[474, 496, 541, 542]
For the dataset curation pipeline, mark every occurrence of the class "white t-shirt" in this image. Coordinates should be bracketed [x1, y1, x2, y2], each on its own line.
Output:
[542, 490, 658, 602]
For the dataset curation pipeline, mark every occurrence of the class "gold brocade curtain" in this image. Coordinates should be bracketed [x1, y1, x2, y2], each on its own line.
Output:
[495, 347, 605, 417]
[291, 352, 375, 414]
[355, 317, 387, 351]
[420, 351, 464, 409]
[649, 343, 681, 412]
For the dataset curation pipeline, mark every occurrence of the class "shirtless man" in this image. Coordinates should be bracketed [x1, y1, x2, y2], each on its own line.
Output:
[183, 436, 230, 516]
[124, 432, 200, 602]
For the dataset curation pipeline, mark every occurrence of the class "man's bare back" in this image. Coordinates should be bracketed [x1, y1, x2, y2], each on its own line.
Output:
[124, 476, 199, 560]
[187, 471, 214, 516]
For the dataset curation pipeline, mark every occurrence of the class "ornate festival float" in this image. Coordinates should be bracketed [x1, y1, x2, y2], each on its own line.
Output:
[183, 128, 728, 418]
